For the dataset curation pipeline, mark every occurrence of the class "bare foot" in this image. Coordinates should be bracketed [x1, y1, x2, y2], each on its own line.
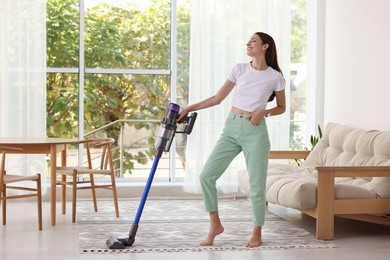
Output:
[200, 225, 224, 246]
[245, 226, 262, 248]
[245, 236, 262, 248]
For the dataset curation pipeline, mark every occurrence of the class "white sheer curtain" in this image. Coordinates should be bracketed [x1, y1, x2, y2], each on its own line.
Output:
[0, 1, 47, 181]
[184, 0, 291, 193]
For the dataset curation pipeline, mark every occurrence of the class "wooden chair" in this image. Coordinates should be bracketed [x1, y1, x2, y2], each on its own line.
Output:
[0, 146, 42, 230]
[56, 138, 119, 222]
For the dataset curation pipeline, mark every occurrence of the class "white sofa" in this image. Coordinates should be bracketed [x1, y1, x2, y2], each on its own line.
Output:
[237, 122, 390, 239]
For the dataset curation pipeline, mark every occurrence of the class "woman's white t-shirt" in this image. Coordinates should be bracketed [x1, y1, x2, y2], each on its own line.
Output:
[228, 63, 285, 112]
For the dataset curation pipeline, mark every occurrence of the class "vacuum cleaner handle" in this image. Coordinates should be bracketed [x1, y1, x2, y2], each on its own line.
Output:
[176, 112, 197, 135]
[184, 112, 197, 134]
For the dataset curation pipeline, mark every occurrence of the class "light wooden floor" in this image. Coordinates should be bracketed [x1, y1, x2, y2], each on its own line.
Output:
[1, 200, 389, 260]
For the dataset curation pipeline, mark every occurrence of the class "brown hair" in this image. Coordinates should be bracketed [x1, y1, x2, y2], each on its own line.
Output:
[255, 32, 283, 75]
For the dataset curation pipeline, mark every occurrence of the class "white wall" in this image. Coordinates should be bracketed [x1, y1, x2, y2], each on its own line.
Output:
[323, 0, 390, 131]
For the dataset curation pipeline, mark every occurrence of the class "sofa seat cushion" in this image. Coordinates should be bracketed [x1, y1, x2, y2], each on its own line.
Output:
[237, 163, 378, 210]
[265, 164, 317, 209]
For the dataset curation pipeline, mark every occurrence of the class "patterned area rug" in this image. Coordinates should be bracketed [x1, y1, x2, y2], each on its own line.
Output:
[78, 198, 335, 253]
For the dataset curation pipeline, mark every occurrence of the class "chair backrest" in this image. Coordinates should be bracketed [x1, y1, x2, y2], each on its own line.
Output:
[80, 138, 115, 171]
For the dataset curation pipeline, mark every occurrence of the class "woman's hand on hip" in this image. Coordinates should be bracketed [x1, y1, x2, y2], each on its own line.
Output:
[247, 110, 266, 126]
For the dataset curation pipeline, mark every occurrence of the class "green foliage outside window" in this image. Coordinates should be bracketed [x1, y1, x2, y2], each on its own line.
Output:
[46, 0, 191, 174]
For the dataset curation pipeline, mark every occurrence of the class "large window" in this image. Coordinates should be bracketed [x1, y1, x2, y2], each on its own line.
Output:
[46, 0, 310, 182]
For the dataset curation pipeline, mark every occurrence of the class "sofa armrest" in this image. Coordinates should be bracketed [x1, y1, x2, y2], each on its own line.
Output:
[269, 150, 310, 160]
[316, 166, 390, 178]
[315, 166, 390, 212]
[314, 165, 390, 239]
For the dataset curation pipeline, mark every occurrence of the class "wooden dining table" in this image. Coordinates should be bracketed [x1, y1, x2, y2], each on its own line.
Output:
[0, 137, 78, 226]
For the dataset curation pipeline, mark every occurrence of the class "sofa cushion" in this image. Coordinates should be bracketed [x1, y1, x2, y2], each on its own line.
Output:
[303, 123, 390, 167]
[236, 122, 390, 210]
[238, 164, 377, 210]
[265, 164, 317, 209]
[302, 122, 390, 198]
[368, 177, 390, 198]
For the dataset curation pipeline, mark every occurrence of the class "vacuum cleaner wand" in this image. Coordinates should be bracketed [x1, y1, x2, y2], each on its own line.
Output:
[106, 103, 197, 249]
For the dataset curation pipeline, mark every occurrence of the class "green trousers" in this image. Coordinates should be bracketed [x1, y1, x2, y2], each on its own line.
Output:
[200, 112, 270, 226]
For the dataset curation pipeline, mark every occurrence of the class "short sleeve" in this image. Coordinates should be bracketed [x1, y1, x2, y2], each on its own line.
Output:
[227, 64, 239, 83]
[274, 72, 285, 91]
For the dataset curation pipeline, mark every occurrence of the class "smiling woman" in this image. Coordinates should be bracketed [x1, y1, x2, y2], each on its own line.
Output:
[183, 0, 292, 197]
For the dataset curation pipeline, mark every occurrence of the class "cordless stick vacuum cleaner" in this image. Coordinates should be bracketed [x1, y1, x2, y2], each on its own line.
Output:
[106, 102, 197, 249]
